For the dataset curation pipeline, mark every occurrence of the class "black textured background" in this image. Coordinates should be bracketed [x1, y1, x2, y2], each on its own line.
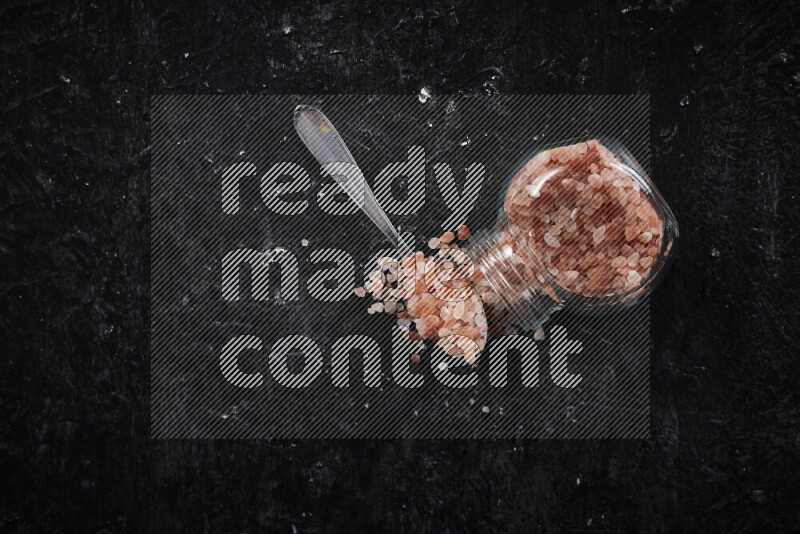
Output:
[2, 0, 799, 532]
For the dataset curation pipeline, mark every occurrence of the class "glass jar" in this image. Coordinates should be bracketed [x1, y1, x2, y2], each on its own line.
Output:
[467, 138, 678, 330]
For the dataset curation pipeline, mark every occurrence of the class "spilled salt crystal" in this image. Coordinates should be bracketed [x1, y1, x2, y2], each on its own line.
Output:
[418, 87, 431, 103]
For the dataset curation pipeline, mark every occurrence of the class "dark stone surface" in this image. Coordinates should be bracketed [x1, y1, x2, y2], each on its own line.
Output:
[2, 0, 799, 531]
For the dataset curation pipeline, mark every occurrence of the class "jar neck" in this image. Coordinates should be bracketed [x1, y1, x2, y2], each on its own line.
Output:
[467, 222, 565, 330]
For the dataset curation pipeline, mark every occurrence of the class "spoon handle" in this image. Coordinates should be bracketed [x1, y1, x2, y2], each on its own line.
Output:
[293, 105, 413, 256]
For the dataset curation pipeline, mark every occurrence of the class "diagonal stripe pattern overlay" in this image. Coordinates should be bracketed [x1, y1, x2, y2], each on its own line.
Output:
[151, 95, 651, 439]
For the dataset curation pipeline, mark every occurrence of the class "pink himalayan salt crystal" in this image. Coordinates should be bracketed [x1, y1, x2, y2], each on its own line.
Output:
[611, 256, 627, 269]
[592, 225, 606, 244]
[544, 232, 561, 248]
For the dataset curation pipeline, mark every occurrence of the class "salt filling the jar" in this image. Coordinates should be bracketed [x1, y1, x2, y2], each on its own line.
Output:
[501, 139, 663, 297]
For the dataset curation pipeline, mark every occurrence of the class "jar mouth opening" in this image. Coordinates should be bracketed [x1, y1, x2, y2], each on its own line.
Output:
[468, 226, 565, 330]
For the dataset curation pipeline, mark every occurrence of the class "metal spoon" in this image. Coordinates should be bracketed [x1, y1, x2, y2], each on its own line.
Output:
[293, 105, 414, 256]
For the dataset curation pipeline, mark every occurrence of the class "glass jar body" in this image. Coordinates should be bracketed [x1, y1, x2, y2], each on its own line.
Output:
[467, 138, 678, 329]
